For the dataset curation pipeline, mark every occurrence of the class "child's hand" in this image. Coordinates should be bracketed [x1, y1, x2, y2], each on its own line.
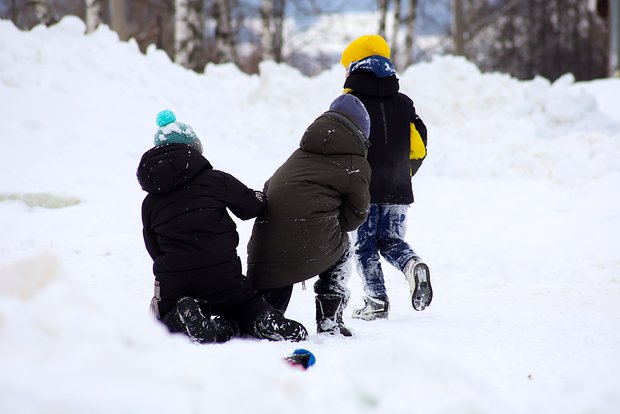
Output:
[254, 191, 266, 203]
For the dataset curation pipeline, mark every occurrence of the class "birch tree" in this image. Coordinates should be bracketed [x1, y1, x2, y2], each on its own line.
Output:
[378, 0, 419, 69]
[378, 0, 389, 38]
[212, 0, 237, 63]
[175, 0, 204, 70]
[403, 0, 418, 67]
[32, 0, 53, 25]
[260, 0, 286, 62]
[85, 0, 103, 33]
[391, 0, 401, 66]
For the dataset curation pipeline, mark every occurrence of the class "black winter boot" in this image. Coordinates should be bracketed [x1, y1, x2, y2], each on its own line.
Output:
[315, 294, 353, 337]
[352, 296, 389, 321]
[165, 297, 238, 344]
[253, 308, 308, 342]
[211, 316, 241, 342]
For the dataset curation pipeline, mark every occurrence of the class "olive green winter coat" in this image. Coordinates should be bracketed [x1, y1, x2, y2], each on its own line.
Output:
[247, 111, 371, 290]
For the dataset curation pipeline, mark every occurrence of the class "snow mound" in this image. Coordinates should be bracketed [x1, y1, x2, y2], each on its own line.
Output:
[1, 16, 619, 414]
[1, 17, 619, 190]
[403, 55, 620, 183]
[0, 252, 60, 300]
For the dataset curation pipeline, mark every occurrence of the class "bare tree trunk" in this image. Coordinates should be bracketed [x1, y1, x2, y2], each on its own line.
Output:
[10, 0, 17, 21]
[391, 0, 401, 66]
[109, 0, 129, 40]
[213, 0, 237, 63]
[526, 0, 536, 78]
[260, 0, 286, 62]
[587, 5, 595, 76]
[32, 0, 53, 25]
[378, 0, 389, 38]
[555, 0, 564, 75]
[452, 0, 465, 55]
[85, 0, 103, 33]
[452, 0, 607, 81]
[175, 0, 204, 70]
[403, 0, 417, 67]
[260, 0, 274, 60]
[612, 0, 620, 76]
[272, 0, 285, 62]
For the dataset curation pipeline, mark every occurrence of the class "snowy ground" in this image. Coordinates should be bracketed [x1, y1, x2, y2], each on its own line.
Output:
[1, 17, 619, 414]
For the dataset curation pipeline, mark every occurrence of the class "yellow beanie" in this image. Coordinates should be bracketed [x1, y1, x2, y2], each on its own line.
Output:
[340, 35, 391, 68]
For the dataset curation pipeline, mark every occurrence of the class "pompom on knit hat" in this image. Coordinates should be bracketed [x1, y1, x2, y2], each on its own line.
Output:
[340, 34, 391, 69]
[329, 94, 371, 139]
[153, 110, 203, 153]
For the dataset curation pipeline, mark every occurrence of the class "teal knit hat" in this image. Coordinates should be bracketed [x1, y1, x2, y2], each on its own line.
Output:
[153, 110, 203, 153]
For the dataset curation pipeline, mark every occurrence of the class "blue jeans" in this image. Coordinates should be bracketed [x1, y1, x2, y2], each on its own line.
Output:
[354, 204, 419, 301]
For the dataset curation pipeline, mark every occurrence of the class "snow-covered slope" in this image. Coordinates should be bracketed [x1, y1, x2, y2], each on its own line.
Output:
[1, 17, 619, 414]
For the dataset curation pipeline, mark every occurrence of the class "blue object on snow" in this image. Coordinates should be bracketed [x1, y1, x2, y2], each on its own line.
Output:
[289, 348, 316, 369]
[156, 110, 176, 127]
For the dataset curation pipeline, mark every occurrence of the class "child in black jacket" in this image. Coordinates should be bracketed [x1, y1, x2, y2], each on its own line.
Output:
[340, 35, 433, 320]
[137, 110, 307, 343]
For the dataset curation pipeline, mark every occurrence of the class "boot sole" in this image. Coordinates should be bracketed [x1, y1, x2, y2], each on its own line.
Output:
[176, 297, 216, 343]
[406, 263, 433, 311]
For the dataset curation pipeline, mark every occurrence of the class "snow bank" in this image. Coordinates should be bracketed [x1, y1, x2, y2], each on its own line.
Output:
[1, 17, 619, 414]
[2, 17, 618, 191]
[403, 56, 620, 183]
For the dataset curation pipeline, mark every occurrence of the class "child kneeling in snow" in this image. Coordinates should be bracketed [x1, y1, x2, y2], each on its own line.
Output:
[137, 110, 307, 344]
[247, 95, 372, 337]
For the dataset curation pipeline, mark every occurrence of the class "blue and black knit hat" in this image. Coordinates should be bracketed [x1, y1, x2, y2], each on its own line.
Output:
[153, 110, 203, 153]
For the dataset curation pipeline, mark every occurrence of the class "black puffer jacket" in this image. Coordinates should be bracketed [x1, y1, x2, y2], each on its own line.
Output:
[247, 111, 371, 289]
[137, 144, 266, 319]
[344, 70, 427, 205]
